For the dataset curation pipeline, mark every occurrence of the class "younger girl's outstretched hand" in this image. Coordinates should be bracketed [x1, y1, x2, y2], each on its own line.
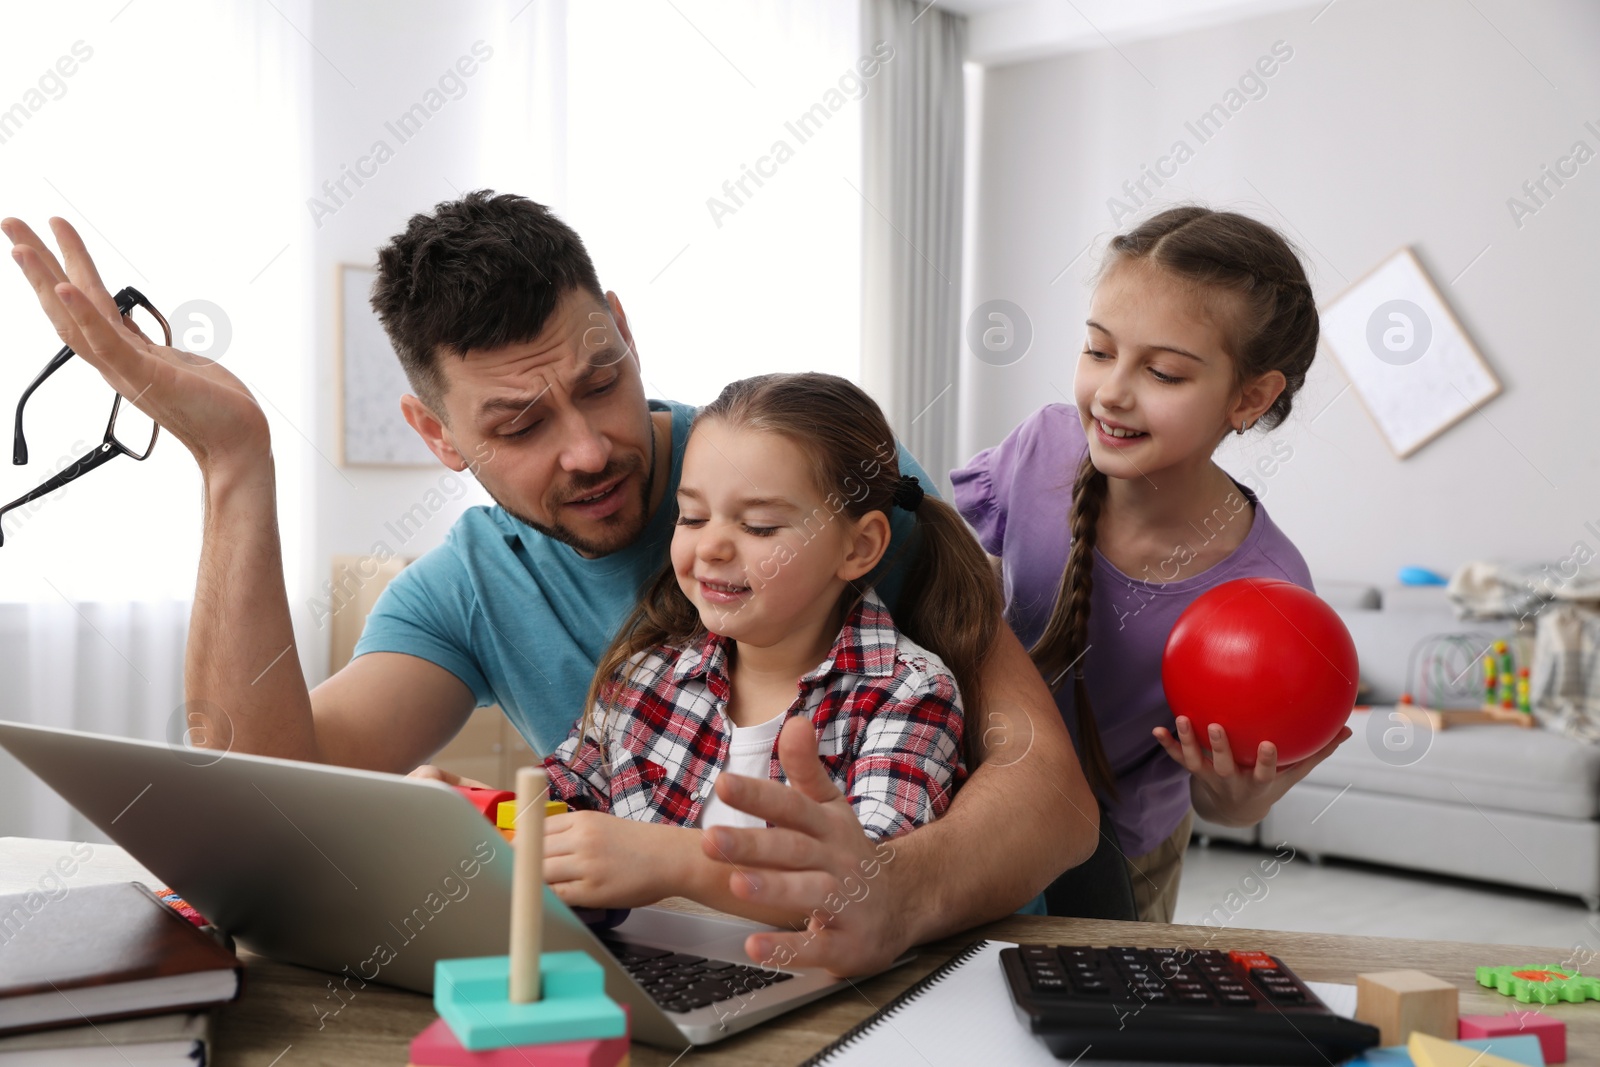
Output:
[543, 810, 698, 910]
[1152, 716, 1352, 827]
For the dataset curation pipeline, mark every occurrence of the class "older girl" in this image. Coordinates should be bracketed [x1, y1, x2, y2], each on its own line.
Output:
[953, 206, 1351, 923]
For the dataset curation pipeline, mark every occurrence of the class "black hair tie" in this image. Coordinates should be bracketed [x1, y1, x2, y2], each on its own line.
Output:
[892, 474, 924, 511]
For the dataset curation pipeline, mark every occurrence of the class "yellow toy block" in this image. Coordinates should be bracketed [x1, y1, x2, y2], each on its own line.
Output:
[1408, 1031, 1527, 1067]
[498, 799, 568, 830]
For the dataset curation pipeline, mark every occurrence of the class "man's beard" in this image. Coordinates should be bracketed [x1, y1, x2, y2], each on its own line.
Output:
[494, 429, 658, 558]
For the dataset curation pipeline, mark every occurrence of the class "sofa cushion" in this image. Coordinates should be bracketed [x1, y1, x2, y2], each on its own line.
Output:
[1302, 709, 1600, 820]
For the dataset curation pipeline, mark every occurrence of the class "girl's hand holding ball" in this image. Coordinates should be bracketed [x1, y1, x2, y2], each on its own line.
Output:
[1153, 715, 1353, 827]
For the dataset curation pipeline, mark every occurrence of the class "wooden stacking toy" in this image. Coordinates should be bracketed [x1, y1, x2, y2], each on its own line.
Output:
[410, 768, 629, 1066]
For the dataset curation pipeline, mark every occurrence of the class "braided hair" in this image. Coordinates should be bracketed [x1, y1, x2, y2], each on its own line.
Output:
[1030, 205, 1320, 800]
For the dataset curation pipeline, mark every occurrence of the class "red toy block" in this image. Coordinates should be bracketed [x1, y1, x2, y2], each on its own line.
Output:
[409, 1007, 630, 1067]
[1460, 1010, 1566, 1063]
[452, 786, 516, 823]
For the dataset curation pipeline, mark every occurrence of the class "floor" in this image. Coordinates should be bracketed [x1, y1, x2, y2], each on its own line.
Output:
[1175, 838, 1600, 956]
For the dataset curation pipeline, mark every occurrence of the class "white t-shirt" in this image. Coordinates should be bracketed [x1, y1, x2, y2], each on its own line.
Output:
[697, 710, 788, 830]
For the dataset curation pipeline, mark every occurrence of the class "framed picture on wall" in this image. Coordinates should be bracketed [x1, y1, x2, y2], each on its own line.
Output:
[336, 264, 436, 467]
[1319, 246, 1502, 459]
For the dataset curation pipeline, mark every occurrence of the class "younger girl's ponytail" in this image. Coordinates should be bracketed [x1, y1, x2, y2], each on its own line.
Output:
[891, 482, 1002, 766]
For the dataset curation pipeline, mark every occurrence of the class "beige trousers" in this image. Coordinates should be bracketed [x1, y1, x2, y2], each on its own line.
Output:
[1124, 807, 1195, 924]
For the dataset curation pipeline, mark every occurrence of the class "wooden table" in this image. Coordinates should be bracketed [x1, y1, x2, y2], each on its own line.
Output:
[3, 836, 1595, 1065]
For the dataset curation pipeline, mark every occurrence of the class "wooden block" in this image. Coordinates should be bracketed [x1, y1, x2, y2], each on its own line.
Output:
[1357, 970, 1459, 1045]
[410, 1010, 630, 1065]
[435, 952, 625, 1051]
[452, 786, 517, 822]
[498, 799, 568, 830]
[1460, 1011, 1566, 1064]
[1408, 1031, 1529, 1067]
[1345, 1036, 1543, 1067]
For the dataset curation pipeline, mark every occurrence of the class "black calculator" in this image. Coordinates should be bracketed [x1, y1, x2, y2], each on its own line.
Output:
[1000, 944, 1381, 1064]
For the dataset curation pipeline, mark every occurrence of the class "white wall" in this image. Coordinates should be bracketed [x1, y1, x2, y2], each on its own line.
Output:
[961, 0, 1600, 584]
[300, 0, 513, 684]
[297, 0, 866, 684]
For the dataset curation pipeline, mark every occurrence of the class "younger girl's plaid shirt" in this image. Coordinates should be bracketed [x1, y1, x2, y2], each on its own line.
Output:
[543, 589, 965, 840]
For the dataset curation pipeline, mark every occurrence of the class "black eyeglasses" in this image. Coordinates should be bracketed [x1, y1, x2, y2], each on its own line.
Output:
[0, 286, 168, 546]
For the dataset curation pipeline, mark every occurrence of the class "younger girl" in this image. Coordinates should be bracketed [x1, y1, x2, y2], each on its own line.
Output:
[541, 372, 1001, 924]
[952, 205, 1350, 924]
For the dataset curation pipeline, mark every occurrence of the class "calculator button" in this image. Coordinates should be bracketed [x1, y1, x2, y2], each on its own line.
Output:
[1032, 976, 1067, 991]
[1136, 989, 1171, 1002]
[1179, 991, 1214, 1004]
[1222, 993, 1255, 1006]
[1072, 980, 1110, 995]
[1228, 950, 1276, 970]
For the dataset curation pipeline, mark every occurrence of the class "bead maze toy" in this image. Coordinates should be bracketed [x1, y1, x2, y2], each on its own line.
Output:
[1399, 634, 1536, 731]
[411, 768, 629, 1066]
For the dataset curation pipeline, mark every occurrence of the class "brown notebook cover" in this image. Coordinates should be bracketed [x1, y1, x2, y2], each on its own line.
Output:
[0, 881, 242, 1035]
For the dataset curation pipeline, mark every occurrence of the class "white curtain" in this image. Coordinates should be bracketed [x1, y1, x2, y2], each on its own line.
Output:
[0, 0, 312, 839]
[860, 0, 967, 494]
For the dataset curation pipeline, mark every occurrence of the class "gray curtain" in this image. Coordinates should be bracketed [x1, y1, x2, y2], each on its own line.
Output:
[860, 0, 967, 495]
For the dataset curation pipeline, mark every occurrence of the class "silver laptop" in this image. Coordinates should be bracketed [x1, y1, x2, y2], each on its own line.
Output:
[0, 719, 897, 1047]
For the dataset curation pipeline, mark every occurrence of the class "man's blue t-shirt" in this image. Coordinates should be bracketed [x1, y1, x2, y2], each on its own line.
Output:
[353, 398, 937, 755]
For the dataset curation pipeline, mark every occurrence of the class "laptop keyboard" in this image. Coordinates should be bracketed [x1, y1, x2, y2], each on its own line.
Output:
[601, 936, 795, 1014]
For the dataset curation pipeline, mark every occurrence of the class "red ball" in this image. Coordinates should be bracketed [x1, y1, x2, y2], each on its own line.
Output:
[1161, 577, 1359, 766]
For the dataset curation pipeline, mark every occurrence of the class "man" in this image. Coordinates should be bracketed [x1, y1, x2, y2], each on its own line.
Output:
[2, 193, 1098, 976]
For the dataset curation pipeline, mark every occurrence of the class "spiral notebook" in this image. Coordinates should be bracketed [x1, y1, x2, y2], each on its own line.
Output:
[799, 939, 1363, 1067]
[800, 940, 1059, 1066]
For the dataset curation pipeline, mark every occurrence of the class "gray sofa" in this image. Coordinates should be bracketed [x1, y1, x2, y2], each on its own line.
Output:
[1192, 582, 1600, 910]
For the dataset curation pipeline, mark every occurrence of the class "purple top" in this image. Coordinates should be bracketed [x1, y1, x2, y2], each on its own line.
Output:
[951, 404, 1314, 857]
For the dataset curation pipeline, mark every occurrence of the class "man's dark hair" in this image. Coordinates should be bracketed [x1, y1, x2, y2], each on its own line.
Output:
[371, 190, 606, 413]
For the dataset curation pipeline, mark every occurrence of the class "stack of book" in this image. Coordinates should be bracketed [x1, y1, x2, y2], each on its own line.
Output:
[0, 882, 243, 1065]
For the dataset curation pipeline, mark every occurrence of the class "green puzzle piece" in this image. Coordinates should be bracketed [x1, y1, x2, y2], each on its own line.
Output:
[435, 951, 626, 1051]
[1476, 963, 1600, 1003]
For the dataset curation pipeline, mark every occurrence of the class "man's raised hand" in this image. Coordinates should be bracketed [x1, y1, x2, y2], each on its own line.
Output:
[3, 217, 270, 477]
